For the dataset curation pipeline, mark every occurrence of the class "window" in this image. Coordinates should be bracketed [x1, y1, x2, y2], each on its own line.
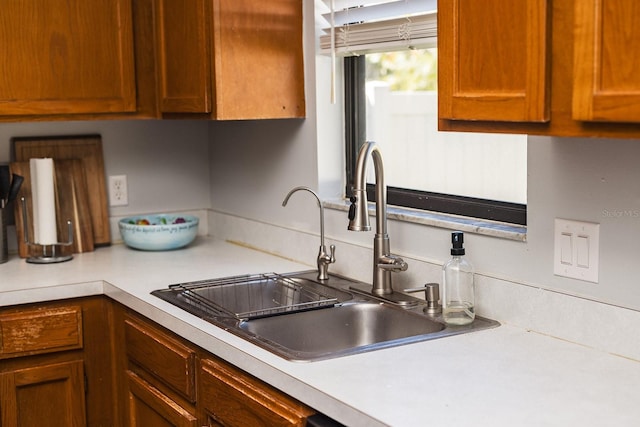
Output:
[320, 0, 527, 226]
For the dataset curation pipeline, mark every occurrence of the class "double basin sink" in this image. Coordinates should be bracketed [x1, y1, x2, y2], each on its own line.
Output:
[152, 270, 499, 361]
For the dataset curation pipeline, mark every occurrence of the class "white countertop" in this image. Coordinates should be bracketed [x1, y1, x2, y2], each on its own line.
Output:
[2, 237, 639, 427]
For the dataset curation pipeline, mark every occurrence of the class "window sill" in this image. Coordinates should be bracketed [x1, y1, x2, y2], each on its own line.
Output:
[324, 198, 527, 242]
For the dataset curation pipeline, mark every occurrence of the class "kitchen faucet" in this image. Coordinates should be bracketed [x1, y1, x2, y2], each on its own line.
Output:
[282, 186, 335, 281]
[348, 141, 416, 305]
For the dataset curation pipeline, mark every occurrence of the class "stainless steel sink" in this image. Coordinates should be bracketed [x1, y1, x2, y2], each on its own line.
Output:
[152, 270, 499, 362]
[240, 302, 445, 360]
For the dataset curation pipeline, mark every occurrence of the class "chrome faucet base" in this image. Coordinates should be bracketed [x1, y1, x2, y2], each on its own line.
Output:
[348, 283, 422, 307]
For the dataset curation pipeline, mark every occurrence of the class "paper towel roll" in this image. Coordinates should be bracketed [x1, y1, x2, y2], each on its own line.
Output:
[30, 158, 58, 245]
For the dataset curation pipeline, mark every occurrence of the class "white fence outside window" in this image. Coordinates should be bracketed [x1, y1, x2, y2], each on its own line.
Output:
[366, 84, 527, 204]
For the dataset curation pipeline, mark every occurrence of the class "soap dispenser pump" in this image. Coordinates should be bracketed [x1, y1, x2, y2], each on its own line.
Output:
[442, 231, 475, 325]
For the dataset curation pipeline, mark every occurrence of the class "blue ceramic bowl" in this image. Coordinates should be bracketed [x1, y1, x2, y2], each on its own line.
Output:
[118, 214, 199, 251]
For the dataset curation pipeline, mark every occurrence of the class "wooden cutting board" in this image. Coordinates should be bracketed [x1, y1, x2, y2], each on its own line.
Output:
[10, 160, 94, 258]
[13, 135, 110, 246]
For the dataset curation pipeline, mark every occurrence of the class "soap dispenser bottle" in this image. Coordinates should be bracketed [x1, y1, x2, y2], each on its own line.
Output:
[442, 231, 475, 325]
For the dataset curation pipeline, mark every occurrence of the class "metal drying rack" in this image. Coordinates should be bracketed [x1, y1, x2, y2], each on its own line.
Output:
[168, 273, 338, 320]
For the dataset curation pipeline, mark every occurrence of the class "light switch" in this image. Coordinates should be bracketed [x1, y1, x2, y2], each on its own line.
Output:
[560, 233, 572, 265]
[576, 235, 589, 268]
[553, 219, 599, 283]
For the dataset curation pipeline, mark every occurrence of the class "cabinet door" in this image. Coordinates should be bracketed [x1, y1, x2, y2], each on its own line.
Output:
[438, 0, 550, 122]
[126, 371, 198, 427]
[199, 358, 313, 427]
[156, 0, 212, 113]
[0, 360, 86, 427]
[211, 0, 305, 119]
[0, 0, 136, 116]
[573, 0, 640, 122]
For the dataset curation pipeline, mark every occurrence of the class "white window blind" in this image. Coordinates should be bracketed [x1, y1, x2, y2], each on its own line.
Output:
[319, 0, 437, 56]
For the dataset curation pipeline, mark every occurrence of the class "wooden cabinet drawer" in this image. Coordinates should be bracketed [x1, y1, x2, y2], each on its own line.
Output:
[0, 306, 83, 358]
[126, 370, 198, 427]
[199, 357, 314, 426]
[124, 317, 196, 402]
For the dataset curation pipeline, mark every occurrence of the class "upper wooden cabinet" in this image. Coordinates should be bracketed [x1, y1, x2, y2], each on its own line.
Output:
[439, 0, 640, 138]
[0, 0, 137, 117]
[156, 0, 212, 114]
[0, 0, 303, 122]
[438, 0, 550, 123]
[156, 0, 306, 120]
[572, 0, 640, 122]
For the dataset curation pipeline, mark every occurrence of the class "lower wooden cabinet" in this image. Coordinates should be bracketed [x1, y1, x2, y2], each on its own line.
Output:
[126, 370, 198, 427]
[199, 357, 314, 427]
[0, 297, 338, 426]
[0, 360, 86, 426]
[0, 297, 115, 427]
[124, 317, 197, 403]
[117, 307, 318, 427]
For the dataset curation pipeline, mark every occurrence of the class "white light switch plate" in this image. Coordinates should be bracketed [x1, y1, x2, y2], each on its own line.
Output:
[553, 219, 599, 283]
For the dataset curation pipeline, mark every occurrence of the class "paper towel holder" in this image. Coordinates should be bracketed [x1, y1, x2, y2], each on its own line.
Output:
[21, 197, 73, 264]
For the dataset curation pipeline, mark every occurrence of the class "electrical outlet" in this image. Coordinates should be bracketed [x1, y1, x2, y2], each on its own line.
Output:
[108, 175, 128, 206]
[553, 218, 599, 283]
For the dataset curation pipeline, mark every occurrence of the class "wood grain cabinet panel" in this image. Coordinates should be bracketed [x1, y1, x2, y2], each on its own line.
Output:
[438, 0, 550, 122]
[156, 0, 305, 119]
[572, 0, 640, 122]
[199, 357, 314, 427]
[114, 304, 324, 427]
[0, 0, 136, 116]
[0, 305, 82, 359]
[439, 0, 640, 137]
[0, 360, 86, 427]
[126, 370, 198, 427]
[156, 0, 211, 113]
[124, 317, 197, 402]
[0, 298, 116, 427]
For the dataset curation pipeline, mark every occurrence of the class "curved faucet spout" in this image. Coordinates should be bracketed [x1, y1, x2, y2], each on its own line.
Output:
[282, 186, 336, 281]
[283, 186, 325, 247]
[348, 142, 386, 235]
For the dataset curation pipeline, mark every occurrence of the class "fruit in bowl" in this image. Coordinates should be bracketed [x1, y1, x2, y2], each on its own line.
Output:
[118, 214, 199, 251]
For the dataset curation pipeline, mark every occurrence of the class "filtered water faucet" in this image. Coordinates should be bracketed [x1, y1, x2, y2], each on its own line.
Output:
[283, 186, 335, 281]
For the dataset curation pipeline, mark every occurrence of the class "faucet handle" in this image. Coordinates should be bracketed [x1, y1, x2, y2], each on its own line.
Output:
[377, 254, 408, 272]
[317, 244, 336, 281]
